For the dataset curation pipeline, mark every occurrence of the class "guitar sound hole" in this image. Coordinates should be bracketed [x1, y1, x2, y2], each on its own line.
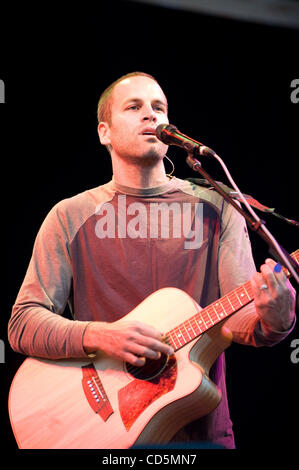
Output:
[125, 353, 169, 381]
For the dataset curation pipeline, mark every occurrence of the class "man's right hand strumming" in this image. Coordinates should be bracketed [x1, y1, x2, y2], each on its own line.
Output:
[83, 320, 174, 366]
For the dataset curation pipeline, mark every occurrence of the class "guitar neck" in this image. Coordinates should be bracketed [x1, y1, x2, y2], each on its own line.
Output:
[165, 249, 299, 352]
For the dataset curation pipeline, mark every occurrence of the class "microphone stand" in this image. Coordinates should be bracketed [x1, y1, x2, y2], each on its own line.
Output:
[185, 152, 299, 283]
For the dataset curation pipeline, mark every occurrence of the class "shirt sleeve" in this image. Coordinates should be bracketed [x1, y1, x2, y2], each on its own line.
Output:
[8, 203, 91, 359]
[218, 200, 296, 347]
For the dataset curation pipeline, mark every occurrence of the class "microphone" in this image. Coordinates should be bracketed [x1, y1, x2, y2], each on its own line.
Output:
[155, 124, 216, 157]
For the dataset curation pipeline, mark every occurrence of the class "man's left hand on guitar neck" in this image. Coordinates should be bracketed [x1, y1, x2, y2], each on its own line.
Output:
[251, 259, 296, 333]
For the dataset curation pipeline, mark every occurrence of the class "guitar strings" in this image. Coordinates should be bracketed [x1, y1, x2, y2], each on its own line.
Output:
[125, 334, 174, 379]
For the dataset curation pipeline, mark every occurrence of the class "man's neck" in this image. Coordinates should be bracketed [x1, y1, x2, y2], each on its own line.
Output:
[111, 157, 169, 189]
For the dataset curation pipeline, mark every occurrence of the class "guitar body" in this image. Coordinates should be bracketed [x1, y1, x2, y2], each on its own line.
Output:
[8, 287, 233, 449]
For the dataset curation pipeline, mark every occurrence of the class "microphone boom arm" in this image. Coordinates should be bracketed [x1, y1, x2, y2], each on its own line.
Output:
[185, 152, 299, 282]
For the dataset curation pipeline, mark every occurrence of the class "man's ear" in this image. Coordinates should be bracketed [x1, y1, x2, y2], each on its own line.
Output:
[97, 122, 111, 146]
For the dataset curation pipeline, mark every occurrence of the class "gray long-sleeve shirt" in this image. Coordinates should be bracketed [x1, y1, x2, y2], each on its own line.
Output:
[8, 176, 294, 448]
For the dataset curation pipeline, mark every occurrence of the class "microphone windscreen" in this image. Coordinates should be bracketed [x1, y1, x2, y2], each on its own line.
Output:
[155, 124, 178, 143]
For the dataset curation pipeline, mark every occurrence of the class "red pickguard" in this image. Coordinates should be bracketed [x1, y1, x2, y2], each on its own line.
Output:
[118, 356, 177, 431]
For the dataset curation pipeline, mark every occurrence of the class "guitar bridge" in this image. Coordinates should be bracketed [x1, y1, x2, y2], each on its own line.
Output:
[81, 363, 113, 421]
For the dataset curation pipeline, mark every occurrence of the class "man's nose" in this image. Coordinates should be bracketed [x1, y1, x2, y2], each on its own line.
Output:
[141, 105, 157, 122]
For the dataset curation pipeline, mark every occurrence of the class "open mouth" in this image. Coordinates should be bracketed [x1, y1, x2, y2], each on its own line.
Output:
[140, 128, 156, 136]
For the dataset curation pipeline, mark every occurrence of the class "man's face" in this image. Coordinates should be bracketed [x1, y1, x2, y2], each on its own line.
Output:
[98, 76, 169, 162]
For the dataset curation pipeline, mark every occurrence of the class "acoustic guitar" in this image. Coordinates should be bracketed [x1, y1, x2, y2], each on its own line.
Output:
[8, 250, 298, 448]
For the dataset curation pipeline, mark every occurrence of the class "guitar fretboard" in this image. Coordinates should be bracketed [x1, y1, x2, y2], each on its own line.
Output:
[165, 249, 298, 352]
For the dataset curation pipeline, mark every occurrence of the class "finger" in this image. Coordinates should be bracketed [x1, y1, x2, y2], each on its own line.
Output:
[132, 322, 174, 354]
[265, 259, 288, 289]
[123, 351, 146, 367]
[135, 322, 165, 342]
[265, 259, 287, 279]
[251, 275, 269, 305]
[259, 263, 279, 292]
[127, 341, 162, 360]
[252, 272, 269, 292]
[264, 258, 277, 270]
[135, 334, 174, 356]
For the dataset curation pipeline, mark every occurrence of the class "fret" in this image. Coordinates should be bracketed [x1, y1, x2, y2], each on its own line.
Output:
[210, 308, 219, 325]
[226, 295, 235, 312]
[233, 290, 243, 307]
[197, 315, 209, 329]
[170, 322, 193, 350]
[170, 332, 181, 351]
[181, 322, 192, 341]
[219, 299, 229, 317]
[185, 319, 197, 338]
[183, 322, 194, 342]
[174, 329, 184, 348]
[242, 282, 252, 305]
[213, 301, 226, 319]
[191, 316, 205, 334]
[176, 325, 188, 346]
[168, 331, 181, 350]
[205, 308, 215, 326]
[196, 313, 208, 330]
[228, 291, 242, 310]
[212, 304, 221, 321]
[235, 287, 246, 306]
[243, 283, 252, 301]
[219, 300, 228, 317]
[164, 334, 176, 350]
[188, 317, 201, 337]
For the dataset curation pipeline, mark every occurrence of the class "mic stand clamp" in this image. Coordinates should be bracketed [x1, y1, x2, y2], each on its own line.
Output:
[186, 153, 299, 280]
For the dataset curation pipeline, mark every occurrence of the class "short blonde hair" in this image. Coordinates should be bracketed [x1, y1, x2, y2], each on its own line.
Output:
[97, 71, 159, 125]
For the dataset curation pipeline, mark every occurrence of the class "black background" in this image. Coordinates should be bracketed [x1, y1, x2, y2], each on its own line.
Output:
[0, 0, 298, 462]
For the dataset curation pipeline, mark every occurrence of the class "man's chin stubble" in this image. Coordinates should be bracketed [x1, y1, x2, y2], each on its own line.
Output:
[121, 147, 164, 167]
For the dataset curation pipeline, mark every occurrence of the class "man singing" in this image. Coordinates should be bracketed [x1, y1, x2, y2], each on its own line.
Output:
[9, 72, 296, 448]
